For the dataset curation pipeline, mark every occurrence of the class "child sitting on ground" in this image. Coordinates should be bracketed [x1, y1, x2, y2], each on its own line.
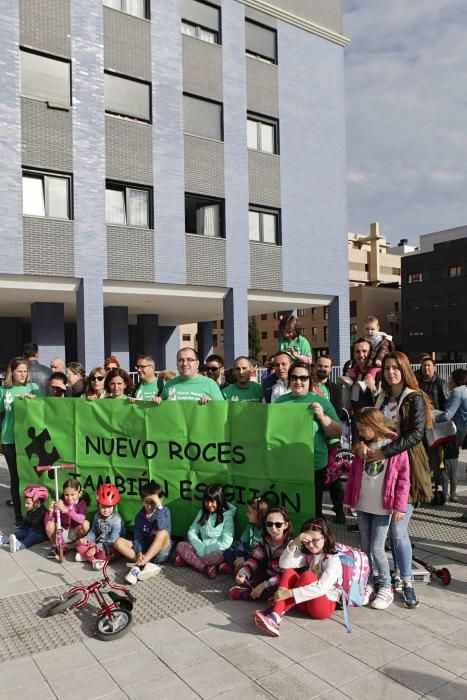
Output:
[45, 478, 90, 556]
[75, 484, 127, 569]
[1, 484, 48, 552]
[253, 518, 343, 637]
[124, 480, 173, 584]
[175, 484, 236, 578]
[218, 497, 269, 575]
[344, 407, 410, 610]
[278, 315, 313, 363]
[229, 506, 292, 601]
[340, 315, 392, 389]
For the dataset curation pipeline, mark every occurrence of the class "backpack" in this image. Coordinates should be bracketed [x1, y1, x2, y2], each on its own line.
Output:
[335, 543, 370, 633]
[325, 409, 353, 486]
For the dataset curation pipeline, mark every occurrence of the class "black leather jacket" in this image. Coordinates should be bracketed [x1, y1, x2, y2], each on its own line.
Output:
[381, 392, 427, 458]
[27, 360, 51, 396]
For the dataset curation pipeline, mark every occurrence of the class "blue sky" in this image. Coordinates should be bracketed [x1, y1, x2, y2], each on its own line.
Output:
[343, 0, 467, 244]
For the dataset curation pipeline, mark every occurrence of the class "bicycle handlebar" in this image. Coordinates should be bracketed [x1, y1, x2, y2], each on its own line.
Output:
[36, 464, 75, 473]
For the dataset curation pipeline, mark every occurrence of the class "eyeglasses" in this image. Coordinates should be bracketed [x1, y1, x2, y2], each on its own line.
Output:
[135, 364, 153, 370]
[303, 537, 323, 545]
[290, 375, 309, 382]
[266, 521, 286, 529]
[91, 376, 105, 381]
[206, 366, 221, 372]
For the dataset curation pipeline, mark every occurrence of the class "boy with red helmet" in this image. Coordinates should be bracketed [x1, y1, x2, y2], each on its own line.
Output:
[2, 484, 49, 552]
[75, 483, 128, 570]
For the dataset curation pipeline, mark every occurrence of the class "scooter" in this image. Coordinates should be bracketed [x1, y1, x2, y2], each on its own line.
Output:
[412, 555, 451, 586]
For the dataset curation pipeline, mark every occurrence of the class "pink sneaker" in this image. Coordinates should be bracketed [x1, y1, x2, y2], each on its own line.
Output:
[253, 610, 280, 637]
[205, 565, 218, 579]
[218, 563, 234, 576]
[175, 555, 186, 567]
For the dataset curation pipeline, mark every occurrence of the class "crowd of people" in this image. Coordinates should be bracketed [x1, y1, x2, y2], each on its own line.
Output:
[0, 314, 466, 629]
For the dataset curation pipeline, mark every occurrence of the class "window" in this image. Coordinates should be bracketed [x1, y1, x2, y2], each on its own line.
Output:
[408, 272, 423, 284]
[273, 330, 279, 339]
[408, 298, 430, 311]
[449, 293, 467, 307]
[261, 313, 268, 320]
[432, 296, 447, 308]
[449, 265, 462, 277]
[20, 50, 70, 106]
[297, 309, 305, 317]
[311, 308, 317, 319]
[311, 327, 318, 341]
[104, 73, 151, 122]
[249, 207, 280, 244]
[183, 94, 223, 140]
[185, 194, 224, 237]
[432, 323, 448, 335]
[323, 307, 329, 321]
[212, 334, 217, 345]
[182, 334, 191, 342]
[247, 114, 278, 154]
[395, 302, 399, 311]
[323, 326, 329, 341]
[181, 0, 220, 44]
[22, 171, 71, 219]
[245, 20, 277, 64]
[349, 300, 357, 317]
[105, 183, 152, 227]
[103, 0, 149, 18]
[261, 331, 268, 340]
[350, 323, 358, 338]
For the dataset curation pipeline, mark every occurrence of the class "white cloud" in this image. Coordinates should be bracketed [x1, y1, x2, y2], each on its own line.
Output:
[344, 0, 467, 243]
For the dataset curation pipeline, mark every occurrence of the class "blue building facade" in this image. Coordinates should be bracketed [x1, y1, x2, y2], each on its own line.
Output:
[0, 0, 349, 371]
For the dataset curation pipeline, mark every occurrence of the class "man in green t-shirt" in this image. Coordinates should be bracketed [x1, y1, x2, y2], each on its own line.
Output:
[130, 354, 159, 402]
[160, 348, 224, 403]
[222, 356, 263, 403]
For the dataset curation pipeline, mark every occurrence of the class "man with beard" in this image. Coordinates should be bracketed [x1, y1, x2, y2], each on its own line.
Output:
[316, 356, 347, 525]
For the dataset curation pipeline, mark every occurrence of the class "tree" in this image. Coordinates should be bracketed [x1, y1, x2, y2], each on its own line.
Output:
[248, 316, 262, 360]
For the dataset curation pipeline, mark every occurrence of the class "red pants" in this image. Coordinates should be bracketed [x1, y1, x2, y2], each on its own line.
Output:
[272, 569, 336, 620]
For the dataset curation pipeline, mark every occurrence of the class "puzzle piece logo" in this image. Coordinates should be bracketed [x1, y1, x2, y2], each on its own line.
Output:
[25, 428, 60, 478]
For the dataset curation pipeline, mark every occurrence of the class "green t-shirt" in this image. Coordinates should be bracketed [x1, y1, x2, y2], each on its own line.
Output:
[239, 523, 263, 554]
[133, 380, 159, 401]
[275, 391, 339, 470]
[278, 335, 312, 358]
[222, 382, 264, 403]
[161, 374, 224, 401]
[318, 382, 330, 400]
[0, 383, 41, 444]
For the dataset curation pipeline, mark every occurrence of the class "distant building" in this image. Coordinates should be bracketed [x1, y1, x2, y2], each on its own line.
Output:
[402, 226, 467, 362]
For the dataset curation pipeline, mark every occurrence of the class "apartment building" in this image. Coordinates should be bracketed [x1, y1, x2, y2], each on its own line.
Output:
[0, 0, 350, 371]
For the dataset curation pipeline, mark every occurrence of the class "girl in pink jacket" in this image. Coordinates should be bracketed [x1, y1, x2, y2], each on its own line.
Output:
[344, 407, 410, 610]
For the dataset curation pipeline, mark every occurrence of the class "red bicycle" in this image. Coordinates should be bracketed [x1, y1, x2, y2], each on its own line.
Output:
[46, 546, 136, 640]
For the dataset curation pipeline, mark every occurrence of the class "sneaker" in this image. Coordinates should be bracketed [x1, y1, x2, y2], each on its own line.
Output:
[370, 586, 394, 610]
[218, 562, 234, 576]
[137, 563, 161, 581]
[391, 573, 403, 592]
[92, 559, 105, 570]
[228, 585, 248, 601]
[461, 512, 467, 523]
[338, 376, 354, 387]
[125, 566, 141, 585]
[205, 565, 218, 579]
[357, 380, 367, 392]
[402, 583, 419, 609]
[47, 547, 58, 559]
[1, 534, 9, 546]
[362, 583, 374, 606]
[174, 555, 186, 567]
[75, 552, 86, 562]
[9, 534, 18, 553]
[253, 610, 281, 637]
[449, 495, 459, 503]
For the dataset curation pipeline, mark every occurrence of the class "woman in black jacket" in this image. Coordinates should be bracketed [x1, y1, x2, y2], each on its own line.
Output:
[360, 352, 432, 609]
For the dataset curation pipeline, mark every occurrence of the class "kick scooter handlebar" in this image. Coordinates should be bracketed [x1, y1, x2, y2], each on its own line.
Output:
[36, 464, 75, 473]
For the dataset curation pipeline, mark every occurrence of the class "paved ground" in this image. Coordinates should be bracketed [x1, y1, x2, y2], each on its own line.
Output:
[0, 455, 466, 699]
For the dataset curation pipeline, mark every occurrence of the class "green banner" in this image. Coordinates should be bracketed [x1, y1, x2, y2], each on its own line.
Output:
[15, 399, 314, 534]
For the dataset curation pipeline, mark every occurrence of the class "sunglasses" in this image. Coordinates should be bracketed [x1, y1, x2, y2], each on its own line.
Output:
[206, 366, 221, 372]
[290, 375, 309, 382]
[303, 537, 323, 545]
[266, 521, 286, 529]
[91, 376, 105, 381]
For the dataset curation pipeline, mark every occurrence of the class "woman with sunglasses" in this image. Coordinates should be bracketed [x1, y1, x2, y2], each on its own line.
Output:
[253, 518, 342, 637]
[229, 506, 292, 602]
[83, 367, 107, 401]
[275, 362, 342, 518]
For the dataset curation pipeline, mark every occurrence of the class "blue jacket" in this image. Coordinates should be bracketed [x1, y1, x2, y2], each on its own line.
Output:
[87, 511, 125, 545]
[188, 502, 236, 556]
[436, 385, 467, 441]
[133, 506, 171, 554]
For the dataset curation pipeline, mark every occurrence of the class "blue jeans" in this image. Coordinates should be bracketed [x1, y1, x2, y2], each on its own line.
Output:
[223, 540, 248, 566]
[389, 503, 413, 581]
[357, 511, 392, 588]
[149, 543, 172, 564]
[11, 528, 46, 550]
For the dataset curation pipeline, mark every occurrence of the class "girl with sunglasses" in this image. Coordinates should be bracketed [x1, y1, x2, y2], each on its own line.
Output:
[253, 518, 342, 637]
[229, 506, 292, 601]
[83, 367, 107, 401]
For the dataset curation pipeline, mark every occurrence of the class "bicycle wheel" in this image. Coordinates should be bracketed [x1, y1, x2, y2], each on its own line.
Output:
[96, 608, 132, 641]
[46, 592, 83, 616]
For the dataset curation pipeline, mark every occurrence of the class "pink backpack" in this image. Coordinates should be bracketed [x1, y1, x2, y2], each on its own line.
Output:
[335, 543, 370, 632]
